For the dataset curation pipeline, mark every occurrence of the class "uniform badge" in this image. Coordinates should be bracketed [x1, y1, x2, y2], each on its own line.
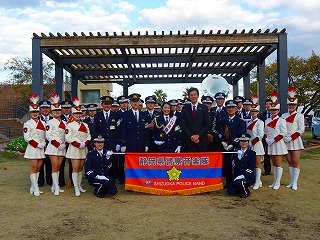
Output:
[112, 119, 115, 122]
[110, 126, 115, 130]
[23, 127, 28, 133]
[65, 129, 69, 134]
[46, 125, 50, 131]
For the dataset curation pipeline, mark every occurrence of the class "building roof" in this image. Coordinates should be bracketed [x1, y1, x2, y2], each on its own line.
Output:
[33, 28, 286, 86]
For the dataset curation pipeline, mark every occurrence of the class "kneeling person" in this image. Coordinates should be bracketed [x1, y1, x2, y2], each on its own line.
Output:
[227, 134, 256, 198]
[84, 136, 118, 198]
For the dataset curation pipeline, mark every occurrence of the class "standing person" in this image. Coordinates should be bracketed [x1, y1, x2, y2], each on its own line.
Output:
[119, 93, 149, 153]
[23, 94, 46, 197]
[242, 98, 253, 127]
[180, 87, 210, 152]
[227, 134, 256, 198]
[282, 87, 305, 190]
[60, 100, 72, 186]
[38, 99, 53, 187]
[114, 96, 129, 184]
[83, 103, 97, 151]
[201, 95, 215, 151]
[259, 98, 273, 176]
[45, 93, 66, 196]
[92, 96, 120, 181]
[145, 96, 158, 152]
[84, 135, 117, 198]
[218, 100, 246, 188]
[247, 95, 265, 190]
[111, 100, 120, 112]
[152, 102, 182, 152]
[264, 92, 288, 190]
[211, 92, 228, 152]
[65, 97, 91, 196]
[234, 96, 245, 118]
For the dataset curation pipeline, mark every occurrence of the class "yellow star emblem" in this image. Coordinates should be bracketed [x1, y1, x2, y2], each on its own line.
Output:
[167, 166, 182, 181]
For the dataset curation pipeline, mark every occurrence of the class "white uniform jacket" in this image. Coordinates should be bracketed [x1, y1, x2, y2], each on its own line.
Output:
[45, 118, 67, 156]
[264, 116, 288, 155]
[23, 119, 46, 159]
[281, 111, 305, 150]
[247, 118, 265, 156]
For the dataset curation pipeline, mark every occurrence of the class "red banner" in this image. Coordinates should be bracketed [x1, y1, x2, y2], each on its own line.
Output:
[125, 152, 223, 195]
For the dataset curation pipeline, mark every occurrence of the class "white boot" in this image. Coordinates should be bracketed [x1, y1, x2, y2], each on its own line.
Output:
[273, 167, 283, 190]
[292, 168, 300, 190]
[30, 173, 40, 196]
[52, 172, 60, 196]
[72, 172, 81, 197]
[286, 167, 294, 188]
[269, 166, 277, 188]
[78, 172, 87, 193]
[35, 172, 43, 194]
[252, 168, 262, 190]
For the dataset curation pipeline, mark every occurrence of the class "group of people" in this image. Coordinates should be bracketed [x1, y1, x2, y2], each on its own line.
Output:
[23, 86, 304, 198]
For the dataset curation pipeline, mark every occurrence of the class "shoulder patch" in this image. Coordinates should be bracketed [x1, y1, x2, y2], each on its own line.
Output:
[65, 129, 69, 134]
[23, 127, 28, 133]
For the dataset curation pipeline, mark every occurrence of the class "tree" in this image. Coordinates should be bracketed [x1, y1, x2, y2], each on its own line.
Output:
[4, 57, 55, 102]
[182, 86, 193, 99]
[153, 89, 167, 104]
[250, 52, 320, 115]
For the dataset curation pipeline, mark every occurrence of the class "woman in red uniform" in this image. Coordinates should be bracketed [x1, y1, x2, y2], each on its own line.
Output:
[23, 94, 46, 196]
[282, 87, 305, 190]
[65, 97, 91, 196]
[45, 93, 66, 196]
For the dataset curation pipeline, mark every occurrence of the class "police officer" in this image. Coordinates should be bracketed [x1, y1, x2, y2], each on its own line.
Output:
[234, 96, 245, 118]
[83, 103, 97, 151]
[119, 93, 149, 153]
[38, 99, 53, 187]
[242, 98, 253, 127]
[217, 100, 246, 188]
[93, 96, 120, 180]
[145, 96, 158, 152]
[111, 100, 120, 112]
[227, 134, 256, 198]
[84, 135, 117, 198]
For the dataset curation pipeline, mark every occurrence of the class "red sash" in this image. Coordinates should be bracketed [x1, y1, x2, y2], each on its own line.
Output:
[36, 120, 45, 131]
[78, 122, 88, 133]
[247, 119, 257, 131]
[58, 120, 66, 130]
[285, 113, 297, 123]
[267, 118, 279, 129]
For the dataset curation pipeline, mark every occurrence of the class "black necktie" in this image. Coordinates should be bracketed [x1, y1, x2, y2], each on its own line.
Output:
[135, 111, 138, 122]
[165, 117, 169, 124]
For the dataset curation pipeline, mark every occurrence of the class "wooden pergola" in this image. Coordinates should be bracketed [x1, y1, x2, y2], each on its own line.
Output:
[32, 28, 288, 112]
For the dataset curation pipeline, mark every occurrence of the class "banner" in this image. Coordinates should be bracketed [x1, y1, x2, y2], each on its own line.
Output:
[125, 152, 223, 195]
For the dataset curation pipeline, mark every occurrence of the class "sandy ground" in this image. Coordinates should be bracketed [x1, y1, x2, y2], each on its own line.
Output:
[0, 147, 319, 240]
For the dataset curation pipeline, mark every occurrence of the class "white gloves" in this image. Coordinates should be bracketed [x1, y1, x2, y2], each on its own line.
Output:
[96, 175, 109, 181]
[175, 146, 181, 153]
[116, 144, 121, 152]
[266, 138, 275, 146]
[145, 146, 149, 152]
[106, 150, 113, 159]
[37, 141, 46, 149]
[58, 143, 66, 151]
[120, 146, 126, 153]
[284, 136, 292, 143]
[226, 145, 233, 151]
[237, 150, 242, 159]
[79, 142, 86, 149]
[234, 175, 245, 181]
[154, 141, 165, 145]
[221, 142, 228, 149]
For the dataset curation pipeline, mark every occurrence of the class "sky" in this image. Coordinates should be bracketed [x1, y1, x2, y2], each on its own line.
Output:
[0, 0, 319, 101]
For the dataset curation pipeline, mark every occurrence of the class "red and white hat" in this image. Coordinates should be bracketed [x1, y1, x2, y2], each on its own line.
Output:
[287, 87, 298, 105]
[71, 97, 82, 114]
[50, 92, 61, 111]
[269, 92, 280, 110]
[250, 94, 260, 112]
[29, 94, 40, 112]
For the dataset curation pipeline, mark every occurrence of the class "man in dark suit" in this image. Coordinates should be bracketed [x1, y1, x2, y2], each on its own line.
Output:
[119, 93, 150, 153]
[218, 100, 246, 187]
[227, 133, 256, 198]
[180, 87, 210, 152]
[38, 100, 53, 187]
[93, 96, 121, 180]
[258, 98, 273, 175]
